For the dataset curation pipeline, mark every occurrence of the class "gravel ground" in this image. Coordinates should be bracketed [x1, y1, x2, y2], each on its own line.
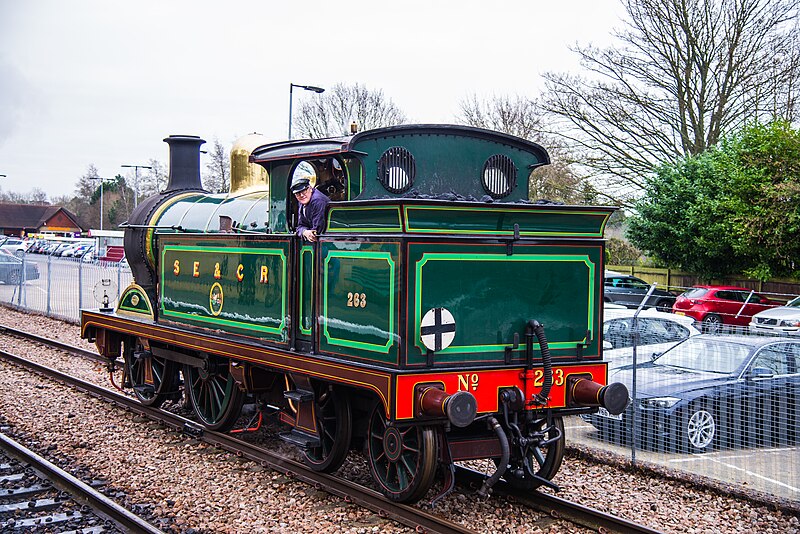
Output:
[0, 305, 799, 533]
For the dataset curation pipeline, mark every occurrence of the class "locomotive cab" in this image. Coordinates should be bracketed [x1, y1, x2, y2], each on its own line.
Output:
[82, 124, 628, 504]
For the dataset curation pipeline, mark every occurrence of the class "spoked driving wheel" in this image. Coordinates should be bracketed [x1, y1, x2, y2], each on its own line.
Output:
[303, 384, 352, 473]
[499, 416, 565, 490]
[183, 357, 244, 432]
[124, 342, 178, 408]
[366, 403, 438, 503]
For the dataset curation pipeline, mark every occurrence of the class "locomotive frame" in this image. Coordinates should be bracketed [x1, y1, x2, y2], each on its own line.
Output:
[81, 124, 627, 504]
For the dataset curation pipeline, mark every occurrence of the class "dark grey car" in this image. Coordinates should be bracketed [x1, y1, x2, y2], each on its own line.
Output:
[584, 335, 800, 452]
[0, 251, 39, 284]
[604, 274, 676, 312]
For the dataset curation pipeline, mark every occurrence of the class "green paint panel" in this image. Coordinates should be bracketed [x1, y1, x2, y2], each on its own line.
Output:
[407, 243, 602, 365]
[404, 205, 610, 237]
[299, 246, 314, 336]
[319, 242, 400, 364]
[159, 240, 288, 341]
[344, 158, 363, 201]
[152, 194, 206, 229]
[154, 192, 271, 233]
[327, 206, 402, 232]
[351, 133, 543, 201]
[267, 161, 292, 233]
[118, 287, 152, 316]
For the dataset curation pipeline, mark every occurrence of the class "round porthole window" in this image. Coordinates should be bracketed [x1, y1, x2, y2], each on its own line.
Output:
[378, 146, 415, 193]
[482, 154, 517, 198]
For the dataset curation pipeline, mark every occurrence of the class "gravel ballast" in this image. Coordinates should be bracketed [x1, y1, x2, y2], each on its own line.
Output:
[0, 305, 798, 533]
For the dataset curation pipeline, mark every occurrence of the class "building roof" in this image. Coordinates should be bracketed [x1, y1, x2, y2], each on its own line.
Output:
[0, 202, 83, 232]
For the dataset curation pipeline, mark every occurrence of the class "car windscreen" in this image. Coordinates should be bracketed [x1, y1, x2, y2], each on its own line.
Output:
[654, 337, 749, 374]
[682, 288, 709, 298]
[787, 296, 800, 308]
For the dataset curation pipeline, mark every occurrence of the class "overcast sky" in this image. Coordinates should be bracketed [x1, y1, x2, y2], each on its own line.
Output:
[0, 0, 626, 199]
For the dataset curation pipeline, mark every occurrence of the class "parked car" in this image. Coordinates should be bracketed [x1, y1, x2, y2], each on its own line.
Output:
[673, 285, 780, 333]
[74, 244, 94, 258]
[50, 243, 74, 256]
[585, 335, 800, 452]
[604, 273, 676, 312]
[59, 244, 79, 257]
[0, 237, 29, 258]
[44, 242, 63, 255]
[749, 296, 800, 337]
[603, 307, 701, 368]
[0, 249, 39, 284]
[27, 240, 47, 254]
[61, 244, 92, 257]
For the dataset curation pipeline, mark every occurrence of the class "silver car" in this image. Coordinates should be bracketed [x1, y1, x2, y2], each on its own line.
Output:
[749, 296, 800, 337]
[603, 306, 701, 369]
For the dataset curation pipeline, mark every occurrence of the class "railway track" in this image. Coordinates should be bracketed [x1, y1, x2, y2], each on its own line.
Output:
[0, 430, 163, 533]
[0, 325, 107, 363]
[0, 326, 664, 534]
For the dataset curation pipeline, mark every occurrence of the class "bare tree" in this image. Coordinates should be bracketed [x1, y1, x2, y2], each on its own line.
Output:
[542, 0, 800, 205]
[202, 138, 230, 193]
[72, 165, 102, 229]
[459, 95, 546, 140]
[111, 174, 133, 223]
[458, 95, 597, 204]
[294, 83, 407, 138]
[138, 158, 168, 197]
[75, 164, 101, 201]
[28, 188, 49, 204]
[0, 187, 50, 204]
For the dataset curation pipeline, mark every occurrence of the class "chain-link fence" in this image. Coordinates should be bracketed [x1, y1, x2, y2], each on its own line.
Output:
[573, 276, 800, 503]
[2, 255, 797, 503]
[1, 253, 132, 323]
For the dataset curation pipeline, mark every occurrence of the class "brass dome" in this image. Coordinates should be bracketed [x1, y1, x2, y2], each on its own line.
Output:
[230, 133, 270, 193]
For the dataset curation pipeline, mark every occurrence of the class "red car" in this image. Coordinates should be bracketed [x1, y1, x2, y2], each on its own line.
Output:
[673, 285, 779, 333]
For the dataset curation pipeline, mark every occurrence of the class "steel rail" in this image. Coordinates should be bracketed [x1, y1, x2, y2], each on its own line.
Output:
[0, 347, 475, 534]
[0, 324, 108, 364]
[456, 466, 663, 534]
[0, 430, 165, 534]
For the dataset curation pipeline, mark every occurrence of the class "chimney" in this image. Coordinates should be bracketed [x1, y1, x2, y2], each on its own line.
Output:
[164, 135, 206, 192]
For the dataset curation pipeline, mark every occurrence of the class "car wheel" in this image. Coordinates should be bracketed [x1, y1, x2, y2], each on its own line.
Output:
[7, 269, 21, 284]
[683, 406, 716, 452]
[701, 313, 723, 334]
[655, 298, 673, 313]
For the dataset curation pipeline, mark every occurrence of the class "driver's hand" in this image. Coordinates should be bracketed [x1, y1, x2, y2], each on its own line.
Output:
[302, 229, 317, 242]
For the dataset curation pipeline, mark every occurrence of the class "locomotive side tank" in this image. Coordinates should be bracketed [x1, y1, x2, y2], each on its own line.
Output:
[82, 124, 628, 504]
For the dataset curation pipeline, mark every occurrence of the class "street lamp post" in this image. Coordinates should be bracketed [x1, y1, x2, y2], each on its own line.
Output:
[288, 83, 325, 140]
[121, 164, 152, 208]
[88, 177, 111, 232]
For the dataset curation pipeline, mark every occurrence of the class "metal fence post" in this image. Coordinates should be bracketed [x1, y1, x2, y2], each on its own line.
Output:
[78, 258, 83, 310]
[630, 282, 658, 465]
[17, 254, 24, 307]
[117, 261, 122, 308]
[46, 253, 52, 316]
[22, 253, 27, 308]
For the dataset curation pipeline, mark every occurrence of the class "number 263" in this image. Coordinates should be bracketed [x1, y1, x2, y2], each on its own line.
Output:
[347, 292, 367, 308]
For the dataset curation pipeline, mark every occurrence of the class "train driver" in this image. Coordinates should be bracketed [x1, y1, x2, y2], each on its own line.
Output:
[291, 176, 330, 242]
